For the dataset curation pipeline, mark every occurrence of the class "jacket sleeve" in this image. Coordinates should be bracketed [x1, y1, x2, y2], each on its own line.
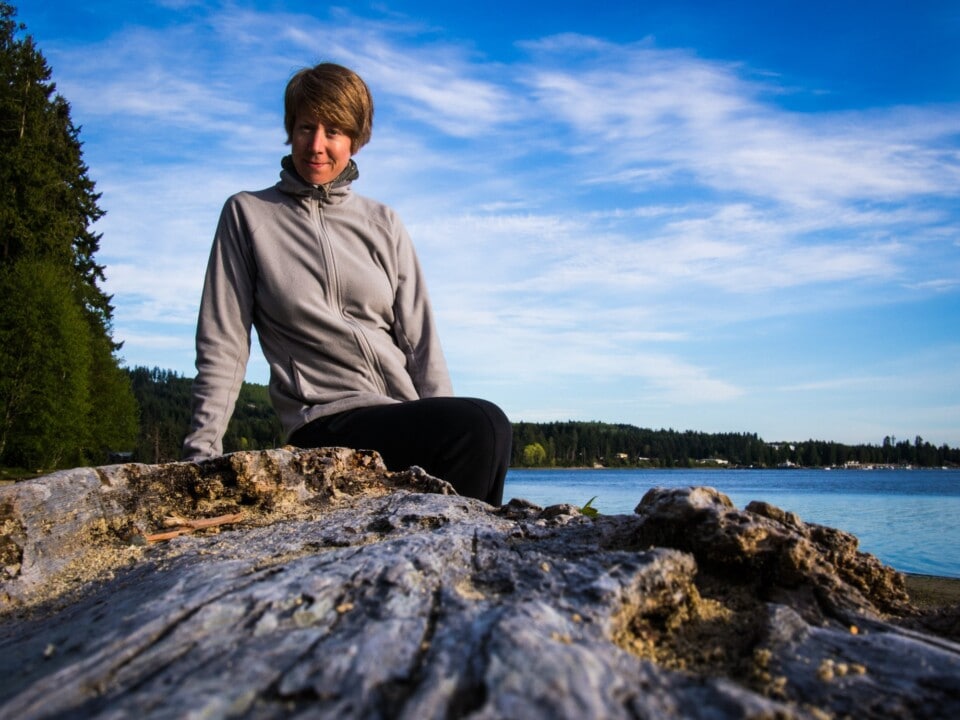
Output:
[182, 197, 256, 460]
[390, 216, 454, 398]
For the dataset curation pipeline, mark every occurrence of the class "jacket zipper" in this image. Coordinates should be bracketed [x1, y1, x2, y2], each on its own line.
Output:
[314, 201, 388, 395]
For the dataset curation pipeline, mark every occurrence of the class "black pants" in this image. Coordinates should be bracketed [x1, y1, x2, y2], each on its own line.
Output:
[288, 397, 511, 505]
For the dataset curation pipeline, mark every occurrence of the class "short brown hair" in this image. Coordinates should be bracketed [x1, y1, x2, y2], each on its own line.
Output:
[284, 63, 374, 152]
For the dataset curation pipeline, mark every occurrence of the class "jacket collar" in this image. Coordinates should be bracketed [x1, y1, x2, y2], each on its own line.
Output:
[277, 156, 359, 202]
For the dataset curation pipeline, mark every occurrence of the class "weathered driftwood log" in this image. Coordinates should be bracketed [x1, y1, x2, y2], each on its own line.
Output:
[0, 448, 958, 719]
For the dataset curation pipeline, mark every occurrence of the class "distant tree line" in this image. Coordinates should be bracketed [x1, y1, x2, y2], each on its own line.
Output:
[127, 367, 282, 464]
[512, 421, 960, 469]
[124, 371, 960, 469]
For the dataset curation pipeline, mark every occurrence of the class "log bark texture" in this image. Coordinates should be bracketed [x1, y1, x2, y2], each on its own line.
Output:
[1, 447, 958, 719]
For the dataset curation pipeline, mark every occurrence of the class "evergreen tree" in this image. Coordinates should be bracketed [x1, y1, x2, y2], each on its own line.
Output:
[86, 332, 140, 459]
[0, 259, 91, 468]
[0, 3, 137, 471]
[127, 367, 193, 463]
[125, 367, 283, 463]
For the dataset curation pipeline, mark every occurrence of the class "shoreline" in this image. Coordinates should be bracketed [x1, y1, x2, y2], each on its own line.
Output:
[509, 465, 958, 471]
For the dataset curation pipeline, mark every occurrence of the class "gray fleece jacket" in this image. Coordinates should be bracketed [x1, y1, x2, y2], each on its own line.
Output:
[182, 157, 452, 460]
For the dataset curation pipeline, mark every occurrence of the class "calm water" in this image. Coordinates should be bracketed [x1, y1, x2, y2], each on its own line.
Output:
[503, 468, 960, 579]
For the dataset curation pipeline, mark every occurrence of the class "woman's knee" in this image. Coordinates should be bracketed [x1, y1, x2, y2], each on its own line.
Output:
[456, 398, 511, 448]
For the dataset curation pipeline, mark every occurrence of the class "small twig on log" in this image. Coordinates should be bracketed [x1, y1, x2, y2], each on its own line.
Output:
[145, 512, 245, 543]
[162, 513, 191, 528]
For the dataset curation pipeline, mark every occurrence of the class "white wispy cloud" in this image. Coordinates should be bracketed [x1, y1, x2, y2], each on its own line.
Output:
[517, 34, 958, 210]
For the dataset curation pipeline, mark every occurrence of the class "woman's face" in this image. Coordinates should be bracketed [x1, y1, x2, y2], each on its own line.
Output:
[290, 113, 353, 186]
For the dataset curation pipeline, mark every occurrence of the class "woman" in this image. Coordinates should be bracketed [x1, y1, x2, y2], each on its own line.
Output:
[182, 63, 510, 505]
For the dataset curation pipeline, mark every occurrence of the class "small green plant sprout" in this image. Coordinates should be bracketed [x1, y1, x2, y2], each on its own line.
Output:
[580, 496, 600, 518]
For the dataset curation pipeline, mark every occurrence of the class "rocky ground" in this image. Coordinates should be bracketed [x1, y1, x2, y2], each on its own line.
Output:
[1, 447, 958, 719]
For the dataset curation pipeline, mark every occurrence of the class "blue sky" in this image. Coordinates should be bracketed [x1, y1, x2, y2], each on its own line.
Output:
[16, 0, 960, 446]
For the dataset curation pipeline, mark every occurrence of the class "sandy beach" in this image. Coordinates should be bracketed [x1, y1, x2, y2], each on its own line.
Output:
[905, 573, 960, 609]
